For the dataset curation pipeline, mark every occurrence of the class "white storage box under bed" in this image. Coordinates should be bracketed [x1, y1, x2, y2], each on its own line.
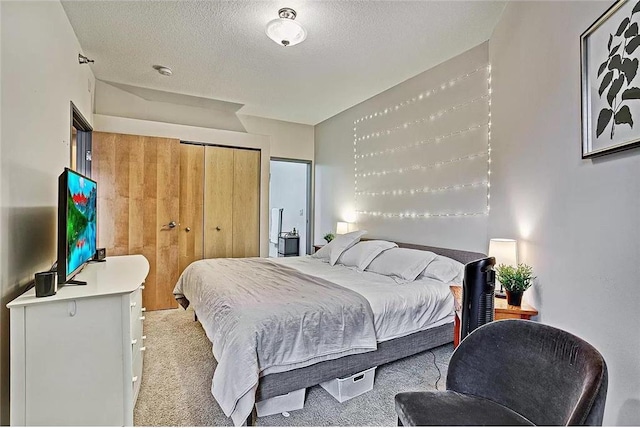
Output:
[255, 388, 306, 417]
[320, 366, 377, 403]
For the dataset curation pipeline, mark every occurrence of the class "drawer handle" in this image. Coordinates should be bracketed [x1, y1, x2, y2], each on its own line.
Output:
[130, 302, 137, 308]
[140, 346, 146, 352]
[131, 339, 137, 345]
[141, 307, 146, 312]
[142, 335, 147, 340]
[132, 376, 138, 383]
[140, 316, 146, 321]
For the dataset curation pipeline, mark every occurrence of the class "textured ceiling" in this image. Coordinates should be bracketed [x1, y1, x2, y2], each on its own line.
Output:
[62, 1, 505, 125]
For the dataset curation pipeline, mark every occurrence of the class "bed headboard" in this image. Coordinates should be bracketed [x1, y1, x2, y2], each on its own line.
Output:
[362, 238, 486, 264]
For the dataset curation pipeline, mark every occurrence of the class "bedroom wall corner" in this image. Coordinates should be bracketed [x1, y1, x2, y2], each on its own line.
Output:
[314, 43, 490, 252]
[489, 1, 640, 424]
[0, 1, 95, 424]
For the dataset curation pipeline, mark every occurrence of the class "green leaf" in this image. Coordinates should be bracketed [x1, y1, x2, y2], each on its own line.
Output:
[621, 58, 639, 84]
[626, 35, 640, 54]
[609, 54, 622, 70]
[614, 105, 633, 128]
[598, 59, 609, 77]
[622, 86, 640, 100]
[610, 43, 622, 56]
[597, 108, 614, 137]
[633, 0, 640, 14]
[625, 22, 639, 38]
[599, 70, 614, 96]
[607, 75, 625, 106]
[617, 17, 630, 36]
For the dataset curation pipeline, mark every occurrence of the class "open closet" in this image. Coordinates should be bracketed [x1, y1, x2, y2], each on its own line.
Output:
[93, 133, 260, 311]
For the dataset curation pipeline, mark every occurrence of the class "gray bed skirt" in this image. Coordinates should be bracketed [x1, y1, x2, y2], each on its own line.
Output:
[255, 321, 453, 401]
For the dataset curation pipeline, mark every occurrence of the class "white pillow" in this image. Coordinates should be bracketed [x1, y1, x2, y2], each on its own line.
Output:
[311, 242, 332, 261]
[337, 240, 398, 270]
[366, 248, 438, 282]
[421, 255, 464, 283]
[328, 230, 367, 265]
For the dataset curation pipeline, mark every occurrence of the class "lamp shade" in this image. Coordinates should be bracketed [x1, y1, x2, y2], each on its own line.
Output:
[336, 222, 349, 235]
[265, 17, 306, 47]
[488, 239, 517, 266]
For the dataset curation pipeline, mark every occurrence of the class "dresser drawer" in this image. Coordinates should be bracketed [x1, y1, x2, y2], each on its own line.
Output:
[132, 351, 142, 405]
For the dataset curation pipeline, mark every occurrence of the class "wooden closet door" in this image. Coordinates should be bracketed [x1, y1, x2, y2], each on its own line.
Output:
[204, 146, 234, 258]
[179, 144, 204, 272]
[232, 149, 260, 258]
[93, 132, 180, 311]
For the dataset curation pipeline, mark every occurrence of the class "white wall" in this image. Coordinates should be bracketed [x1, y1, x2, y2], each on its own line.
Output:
[314, 43, 489, 251]
[94, 80, 315, 162]
[0, 1, 95, 423]
[93, 114, 272, 257]
[238, 115, 314, 161]
[489, 2, 639, 424]
[95, 80, 246, 132]
[270, 160, 309, 256]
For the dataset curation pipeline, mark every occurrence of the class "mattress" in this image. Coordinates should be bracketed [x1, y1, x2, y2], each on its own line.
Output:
[271, 256, 455, 343]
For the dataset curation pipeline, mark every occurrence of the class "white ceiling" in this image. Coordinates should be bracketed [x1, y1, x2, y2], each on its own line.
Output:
[62, 1, 505, 125]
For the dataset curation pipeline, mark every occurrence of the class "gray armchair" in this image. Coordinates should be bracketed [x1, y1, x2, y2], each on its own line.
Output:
[395, 319, 608, 426]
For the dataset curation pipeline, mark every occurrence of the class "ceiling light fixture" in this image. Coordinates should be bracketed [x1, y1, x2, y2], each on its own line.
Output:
[152, 65, 173, 76]
[265, 7, 307, 47]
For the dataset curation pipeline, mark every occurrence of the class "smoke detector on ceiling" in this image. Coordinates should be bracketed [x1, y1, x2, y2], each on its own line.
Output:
[152, 65, 173, 76]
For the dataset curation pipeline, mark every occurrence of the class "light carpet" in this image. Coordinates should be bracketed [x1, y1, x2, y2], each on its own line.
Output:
[134, 308, 453, 426]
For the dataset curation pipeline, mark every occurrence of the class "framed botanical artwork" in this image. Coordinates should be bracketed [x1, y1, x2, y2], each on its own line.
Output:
[581, 0, 640, 158]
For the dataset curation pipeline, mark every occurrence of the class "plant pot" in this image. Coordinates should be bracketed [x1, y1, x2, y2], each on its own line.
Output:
[505, 290, 523, 306]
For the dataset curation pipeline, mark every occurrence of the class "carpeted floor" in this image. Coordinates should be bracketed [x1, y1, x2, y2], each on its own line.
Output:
[134, 308, 453, 426]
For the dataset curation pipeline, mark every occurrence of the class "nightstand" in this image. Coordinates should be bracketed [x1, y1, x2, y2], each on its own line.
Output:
[450, 286, 538, 347]
[313, 244, 324, 253]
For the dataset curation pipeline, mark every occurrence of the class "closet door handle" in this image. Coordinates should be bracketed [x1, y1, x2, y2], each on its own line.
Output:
[216, 226, 221, 231]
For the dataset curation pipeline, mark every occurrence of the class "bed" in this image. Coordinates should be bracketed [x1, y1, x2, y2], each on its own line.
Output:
[173, 237, 485, 425]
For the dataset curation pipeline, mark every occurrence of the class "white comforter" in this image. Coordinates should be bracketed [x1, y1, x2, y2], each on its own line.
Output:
[272, 256, 455, 342]
[173, 257, 378, 425]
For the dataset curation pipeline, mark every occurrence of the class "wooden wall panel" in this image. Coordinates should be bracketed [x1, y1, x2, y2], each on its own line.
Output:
[204, 146, 234, 259]
[232, 149, 260, 258]
[179, 144, 204, 273]
[92, 132, 179, 311]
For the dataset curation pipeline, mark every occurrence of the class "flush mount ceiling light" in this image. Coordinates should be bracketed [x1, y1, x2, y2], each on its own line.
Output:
[152, 65, 173, 76]
[265, 7, 307, 47]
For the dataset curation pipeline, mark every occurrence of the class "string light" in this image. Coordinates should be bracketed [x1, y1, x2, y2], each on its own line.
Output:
[356, 210, 488, 218]
[353, 65, 490, 124]
[355, 151, 488, 178]
[355, 124, 486, 159]
[356, 181, 488, 197]
[353, 64, 492, 220]
[486, 65, 492, 213]
[355, 95, 489, 142]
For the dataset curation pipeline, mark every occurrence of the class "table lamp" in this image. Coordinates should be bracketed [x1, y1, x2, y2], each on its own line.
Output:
[336, 222, 349, 235]
[488, 238, 517, 298]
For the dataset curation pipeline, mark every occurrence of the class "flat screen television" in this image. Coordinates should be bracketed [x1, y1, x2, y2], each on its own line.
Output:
[57, 168, 97, 285]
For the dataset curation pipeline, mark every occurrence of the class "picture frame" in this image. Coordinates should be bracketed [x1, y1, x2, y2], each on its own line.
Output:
[581, 0, 640, 158]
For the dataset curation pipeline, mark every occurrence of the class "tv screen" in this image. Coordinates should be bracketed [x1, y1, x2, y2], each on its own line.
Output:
[58, 168, 97, 284]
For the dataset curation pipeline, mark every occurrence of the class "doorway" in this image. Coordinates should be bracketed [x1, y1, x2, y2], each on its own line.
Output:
[269, 158, 312, 257]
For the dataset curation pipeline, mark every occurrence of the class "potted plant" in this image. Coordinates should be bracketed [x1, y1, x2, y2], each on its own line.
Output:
[495, 264, 535, 306]
[323, 232, 335, 243]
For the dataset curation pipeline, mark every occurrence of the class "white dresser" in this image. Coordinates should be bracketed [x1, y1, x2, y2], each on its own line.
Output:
[7, 255, 150, 426]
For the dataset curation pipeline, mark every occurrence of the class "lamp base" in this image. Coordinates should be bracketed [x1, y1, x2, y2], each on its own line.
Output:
[495, 290, 507, 299]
